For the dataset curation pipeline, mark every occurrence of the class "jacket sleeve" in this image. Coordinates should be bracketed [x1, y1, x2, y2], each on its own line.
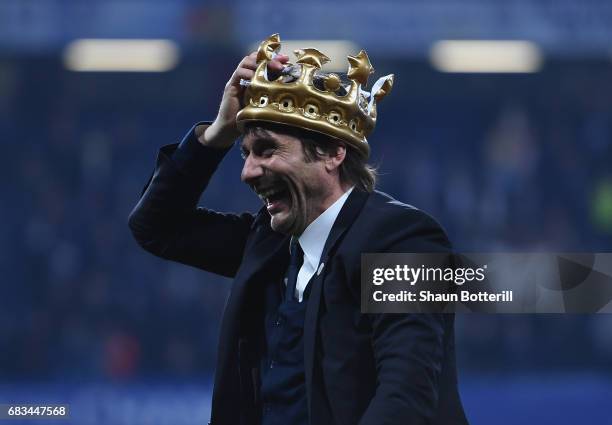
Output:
[358, 209, 453, 425]
[128, 123, 255, 278]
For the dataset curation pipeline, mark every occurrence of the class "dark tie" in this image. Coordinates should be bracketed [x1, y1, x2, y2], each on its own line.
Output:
[285, 240, 304, 301]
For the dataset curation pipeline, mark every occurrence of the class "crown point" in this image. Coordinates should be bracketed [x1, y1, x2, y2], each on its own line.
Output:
[347, 50, 374, 86]
[256, 33, 282, 63]
[294, 48, 330, 69]
[374, 74, 394, 102]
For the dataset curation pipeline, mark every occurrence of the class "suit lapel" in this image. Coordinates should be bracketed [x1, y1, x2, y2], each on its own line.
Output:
[303, 189, 370, 412]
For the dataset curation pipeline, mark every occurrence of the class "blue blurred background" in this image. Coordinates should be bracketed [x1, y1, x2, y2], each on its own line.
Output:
[1, 0, 612, 424]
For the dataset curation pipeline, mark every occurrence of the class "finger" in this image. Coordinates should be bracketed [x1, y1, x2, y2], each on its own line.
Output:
[268, 59, 283, 70]
[238, 55, 258, 71]
[241, 51, 286, 72]
[238, 52, 257, 69]
[229, 67, 255, 86]
[268, 58, 289, 73]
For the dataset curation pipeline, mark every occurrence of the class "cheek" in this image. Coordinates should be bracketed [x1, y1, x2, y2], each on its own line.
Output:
[288, 163, 325, 187]
[302, 169, 328, 196]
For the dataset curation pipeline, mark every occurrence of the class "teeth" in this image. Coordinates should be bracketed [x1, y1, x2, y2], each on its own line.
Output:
[259, 188, 282, 200]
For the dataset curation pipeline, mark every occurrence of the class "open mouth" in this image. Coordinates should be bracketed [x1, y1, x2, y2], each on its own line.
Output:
[257, 183, 291, 214]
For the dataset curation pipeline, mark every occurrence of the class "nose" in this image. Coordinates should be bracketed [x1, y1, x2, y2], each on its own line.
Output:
[241, 154, 264, 185]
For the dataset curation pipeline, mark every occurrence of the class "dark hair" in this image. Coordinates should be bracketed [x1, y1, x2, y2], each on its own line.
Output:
[243, 122, 377, 192]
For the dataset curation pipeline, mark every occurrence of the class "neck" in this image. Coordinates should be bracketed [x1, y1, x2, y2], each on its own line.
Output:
[320, 182, 351, 212]
[300, 183, 351, 233]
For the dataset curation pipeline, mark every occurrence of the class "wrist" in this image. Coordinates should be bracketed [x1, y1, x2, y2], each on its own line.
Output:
[198, 121, 239, 148]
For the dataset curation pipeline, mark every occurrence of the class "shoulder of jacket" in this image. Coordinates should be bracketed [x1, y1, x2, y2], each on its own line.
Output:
[357, 190, 452, 248]
[366, 190, 438, 224]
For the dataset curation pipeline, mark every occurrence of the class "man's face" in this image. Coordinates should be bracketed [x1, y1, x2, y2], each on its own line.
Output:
[240, 127, 333, 235]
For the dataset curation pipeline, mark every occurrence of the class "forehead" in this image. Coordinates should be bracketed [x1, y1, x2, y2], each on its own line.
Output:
[241, 126, 299, 149]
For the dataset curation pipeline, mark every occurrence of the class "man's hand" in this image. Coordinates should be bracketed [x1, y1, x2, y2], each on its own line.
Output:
[199, 51, 289, 148]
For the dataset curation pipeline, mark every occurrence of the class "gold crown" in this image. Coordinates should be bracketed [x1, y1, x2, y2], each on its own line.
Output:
[236, 34, 394, 158]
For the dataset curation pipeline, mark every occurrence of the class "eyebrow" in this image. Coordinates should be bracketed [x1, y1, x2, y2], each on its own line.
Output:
[240, 129, 278, 152]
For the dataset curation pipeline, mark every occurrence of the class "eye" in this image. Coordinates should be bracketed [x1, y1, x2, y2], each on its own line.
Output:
[252, 139, 278, 158]
[261, 147, 275, 158]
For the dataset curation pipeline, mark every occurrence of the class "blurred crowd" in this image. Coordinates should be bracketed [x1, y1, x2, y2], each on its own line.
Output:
[1, 55, 612, 381]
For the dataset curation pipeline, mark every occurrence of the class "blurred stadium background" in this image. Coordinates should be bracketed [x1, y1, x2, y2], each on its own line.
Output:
[2, 0, 612, 424]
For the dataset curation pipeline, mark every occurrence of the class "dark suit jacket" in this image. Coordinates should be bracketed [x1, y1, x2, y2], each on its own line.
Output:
[128, 125, 469, 425]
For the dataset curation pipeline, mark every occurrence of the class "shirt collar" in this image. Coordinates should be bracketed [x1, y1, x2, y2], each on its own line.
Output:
[294, 186, 354, 270]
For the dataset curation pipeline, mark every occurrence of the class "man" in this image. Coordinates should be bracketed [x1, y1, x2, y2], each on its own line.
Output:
[129, 34, 468, 425]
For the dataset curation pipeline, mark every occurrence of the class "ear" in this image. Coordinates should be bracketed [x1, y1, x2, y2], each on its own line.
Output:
[324, 144, 346, 173]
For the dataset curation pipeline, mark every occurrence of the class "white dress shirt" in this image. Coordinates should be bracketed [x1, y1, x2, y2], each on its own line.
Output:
[289, 187, 354, 302]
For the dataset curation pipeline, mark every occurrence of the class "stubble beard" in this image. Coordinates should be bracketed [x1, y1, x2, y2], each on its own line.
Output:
[270, 179, 309, 236]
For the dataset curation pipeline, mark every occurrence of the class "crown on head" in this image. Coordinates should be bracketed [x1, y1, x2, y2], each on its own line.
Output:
[236, 34, 394, 158]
